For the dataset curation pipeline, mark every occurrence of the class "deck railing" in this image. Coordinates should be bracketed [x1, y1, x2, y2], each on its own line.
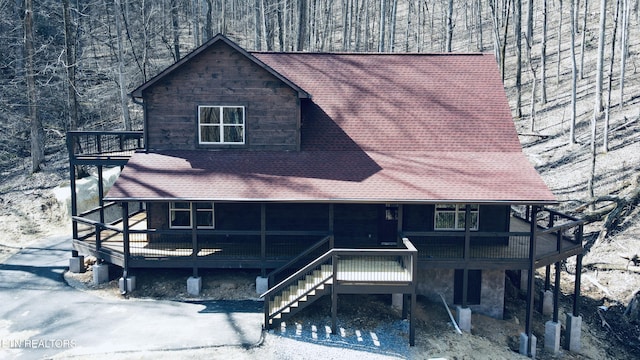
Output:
[67, 130, 144, 160]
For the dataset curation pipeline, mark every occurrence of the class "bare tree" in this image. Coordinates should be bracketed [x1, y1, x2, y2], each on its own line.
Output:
[540, 0, 548, 104]
[594, 0, 607, 113]
[114, 0, 132, 130]
[446, 0, 453, 52]
[618, 0, 629, 109]
[515, 0, 522, 118]
[24, 0, 44, 173]
[579, 0, 589, 78]
[569, 0, 578, 144]
[62, 0, 79, 131]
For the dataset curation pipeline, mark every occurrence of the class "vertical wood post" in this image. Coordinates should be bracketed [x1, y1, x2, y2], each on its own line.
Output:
[98, 165, 105, 223]
[462, 205, 472, 308]
[121, 202, 130, 293]
[328, 204, 334, 248]
[525, 205, 539, 355]
[261, 203, 266, 277]
[331, 253, 338, 334]
[191, 202, 198, 278]
[553, 262, 561, 322]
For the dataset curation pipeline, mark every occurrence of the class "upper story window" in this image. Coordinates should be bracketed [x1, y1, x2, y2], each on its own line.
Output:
[169, 202, 215, 229]
[434, 204, 479, 231]
[198, 106, 245, 144]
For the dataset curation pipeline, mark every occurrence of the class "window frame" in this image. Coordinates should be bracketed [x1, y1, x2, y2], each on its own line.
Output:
[169, 202, 215, 229]
[434, 204, 479, 231]
[198, 105, 245, 145]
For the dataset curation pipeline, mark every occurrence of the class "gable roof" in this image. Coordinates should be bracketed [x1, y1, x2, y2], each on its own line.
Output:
[107, 38, 556, 205]
[129, 34, 310, 99]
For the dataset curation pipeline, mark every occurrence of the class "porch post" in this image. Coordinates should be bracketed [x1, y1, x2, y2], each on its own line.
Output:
[261, 203, 266, 277]
[97, 165, 105, 223]
[121, 202, 131, 294]
[187, 202, 202, 296]
[328, 204, 334, 248]
[462, 205, 471, 308]
[553, 262, 561, 323]
[331, 253, 338, 334]
[521, 205, 538, 357]
[191, 202, 198, 278]
[69, 163, 78, 239]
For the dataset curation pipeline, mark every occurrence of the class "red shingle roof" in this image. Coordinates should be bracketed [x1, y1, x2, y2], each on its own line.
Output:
[106, 46, 556, 204]
[106, 150, 555, 203]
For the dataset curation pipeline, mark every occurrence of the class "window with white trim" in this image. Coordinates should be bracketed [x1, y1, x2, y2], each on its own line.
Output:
[169, 202, 215, 229]
[198, 106, 245, 144]
[434, 204, 479, 230]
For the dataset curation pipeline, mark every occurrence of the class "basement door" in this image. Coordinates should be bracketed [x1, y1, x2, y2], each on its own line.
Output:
[378, 204, 399, 245]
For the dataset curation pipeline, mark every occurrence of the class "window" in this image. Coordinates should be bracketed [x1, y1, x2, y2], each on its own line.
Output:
[169, 202, 215, 229]
[434, 204, 479, 230]
[198, 106, 245, 144]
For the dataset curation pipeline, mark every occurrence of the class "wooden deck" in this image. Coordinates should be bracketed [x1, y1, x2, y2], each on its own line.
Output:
[74, 212, 581, 270]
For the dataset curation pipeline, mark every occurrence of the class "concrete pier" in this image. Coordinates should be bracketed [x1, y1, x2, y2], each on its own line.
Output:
[93, 263, 109, 284]
[565, 314, 582, 352]
[519, 332, 537, 358]
[187, 276, 202, 296]
[455, 306, 471, 333]
[544, 320, 561, 354]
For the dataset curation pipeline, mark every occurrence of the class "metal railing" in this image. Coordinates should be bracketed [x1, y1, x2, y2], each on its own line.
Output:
[67, 130, 144, 159]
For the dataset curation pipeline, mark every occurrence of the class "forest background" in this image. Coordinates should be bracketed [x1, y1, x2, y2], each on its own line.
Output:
[1, 0, 640, 357]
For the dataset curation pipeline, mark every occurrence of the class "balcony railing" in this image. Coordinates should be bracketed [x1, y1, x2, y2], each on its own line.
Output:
[67, 130, 144, 160]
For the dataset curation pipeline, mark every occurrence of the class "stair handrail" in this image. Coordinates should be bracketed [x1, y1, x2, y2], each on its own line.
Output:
[265, 234, 333, 286]
[261, 248, 334, 299]
[262, 237, 418, 300]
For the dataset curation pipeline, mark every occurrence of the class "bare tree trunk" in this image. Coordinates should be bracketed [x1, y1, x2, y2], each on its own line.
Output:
[570, 0, 578, 144]
[171, 0, 180, 60]
[24, 0, 44, 173]
[515, 0, 522, 118]
[619, 0, 629, 109]
[579, 0, 588, 78]
[446, 0, 453, 51]
[62, 0, 79, 131]
[114, 0, 131, 130]
[297, 0, 307, 50]
[604, 0, 621, 152]
[541, 0, 548, 104]
[389, 0, 397, 51]
[205, 0, 213, 38]
[594, 0, 608, 113]
[378, 0, 385, 51]
[556, 0, 563, 85]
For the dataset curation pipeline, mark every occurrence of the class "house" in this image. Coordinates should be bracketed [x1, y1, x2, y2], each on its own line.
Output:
[66, 34, 584, 354]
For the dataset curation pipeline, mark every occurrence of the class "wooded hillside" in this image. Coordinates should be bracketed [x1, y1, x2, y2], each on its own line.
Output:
[1, 0, 638, 207]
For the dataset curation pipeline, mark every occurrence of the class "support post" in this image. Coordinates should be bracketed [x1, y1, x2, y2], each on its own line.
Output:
[410, 292, 416, 346]
[331, 253, 338, 334]
[260, 203, 266, 277]
[97, 164, 105, 223]
[523, 205, 538, 357]
[120, 202, 131, 294]
[565, 253, 583, 352]
[191, 202, 198, 278]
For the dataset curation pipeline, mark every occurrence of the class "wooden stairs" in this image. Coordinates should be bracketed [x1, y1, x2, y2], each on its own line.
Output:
[266, 264, 333, 326]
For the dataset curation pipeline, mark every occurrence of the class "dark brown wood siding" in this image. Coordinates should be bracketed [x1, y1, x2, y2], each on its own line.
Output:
[142, 41, 300, 151]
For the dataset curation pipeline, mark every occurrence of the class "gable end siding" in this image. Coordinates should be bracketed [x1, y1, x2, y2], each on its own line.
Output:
[142, 41, 301, 151]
